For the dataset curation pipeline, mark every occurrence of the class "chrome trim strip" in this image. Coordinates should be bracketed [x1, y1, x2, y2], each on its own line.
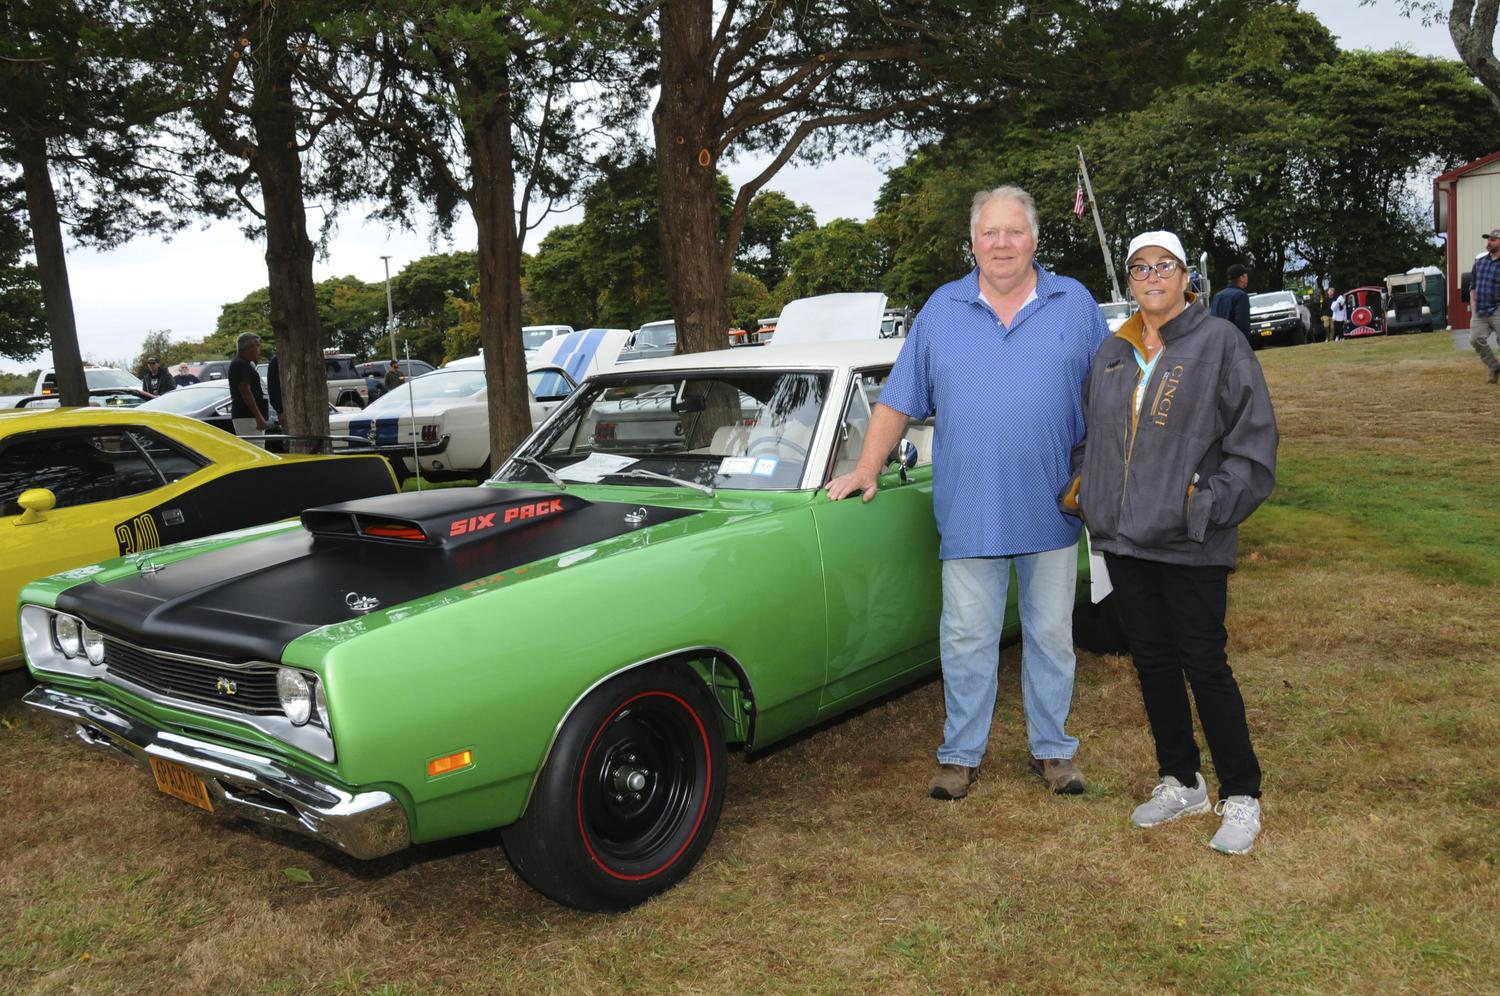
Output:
[517, 645, 756, 815]
[22, 685, 407, 860]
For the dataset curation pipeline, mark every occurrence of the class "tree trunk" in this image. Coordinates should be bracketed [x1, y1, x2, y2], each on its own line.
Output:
[653, 0, 730, 356]
[466, 68, 532, 466]
[1451, 0, 1500, 115]
[17, 137, 87, 407]
[248, 28, 329, 443]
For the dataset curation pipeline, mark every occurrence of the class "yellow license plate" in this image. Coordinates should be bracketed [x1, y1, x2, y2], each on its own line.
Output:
[150, 757, 213, 812]
[1260, 330, 1272, 336]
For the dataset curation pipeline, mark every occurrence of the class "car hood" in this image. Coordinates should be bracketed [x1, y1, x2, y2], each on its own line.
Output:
[332, 397, 477, 427]
[54, 487, 700, 661]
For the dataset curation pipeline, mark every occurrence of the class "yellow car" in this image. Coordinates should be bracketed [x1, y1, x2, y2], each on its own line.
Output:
[1, 408, 398, 671]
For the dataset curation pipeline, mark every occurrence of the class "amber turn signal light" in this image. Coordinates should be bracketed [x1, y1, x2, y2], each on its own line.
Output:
[428, 750, 473, 777]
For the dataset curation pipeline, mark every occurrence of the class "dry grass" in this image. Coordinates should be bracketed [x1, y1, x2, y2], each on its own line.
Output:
[3, 334, 1499, 995]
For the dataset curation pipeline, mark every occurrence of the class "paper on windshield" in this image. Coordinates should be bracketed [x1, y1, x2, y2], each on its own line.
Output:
[557, 453, 638, 483]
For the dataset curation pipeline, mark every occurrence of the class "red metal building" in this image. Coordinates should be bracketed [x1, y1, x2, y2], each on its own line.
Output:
[1434, 150, 1500, 329]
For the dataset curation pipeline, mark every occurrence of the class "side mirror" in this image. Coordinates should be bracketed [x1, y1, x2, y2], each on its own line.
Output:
[15, 488, 56, 525]
[887, 438, 919, 484]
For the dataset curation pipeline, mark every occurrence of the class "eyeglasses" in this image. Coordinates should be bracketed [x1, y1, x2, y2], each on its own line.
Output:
[1126, 261, 1183, 281]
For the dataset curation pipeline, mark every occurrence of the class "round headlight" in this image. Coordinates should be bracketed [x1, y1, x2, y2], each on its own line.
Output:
[54, 614, 81, 658]
[81, 623, 105, 665]
[277, 668, 312, 726]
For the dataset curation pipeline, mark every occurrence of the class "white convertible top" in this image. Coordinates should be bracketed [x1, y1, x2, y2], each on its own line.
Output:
[602, 339, 905, 375]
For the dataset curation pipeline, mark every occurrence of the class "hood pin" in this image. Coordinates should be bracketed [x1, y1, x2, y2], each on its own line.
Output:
[138, 561, 165, 575]
[346, 592, 380, 613]
[624, 507, 649, 525]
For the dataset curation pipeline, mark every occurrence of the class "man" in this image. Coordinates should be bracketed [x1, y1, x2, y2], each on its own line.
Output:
[1210, 264, 1252, 342]
[827, 186, 1109, 801]
[173, 362, 199, 388]
[228, 332, 268, 445]
[1469, 230, 1500, 384]
[1322, 287, 1336, 342]
[141, 357, 174, 395]
[383, 359, 403, 396]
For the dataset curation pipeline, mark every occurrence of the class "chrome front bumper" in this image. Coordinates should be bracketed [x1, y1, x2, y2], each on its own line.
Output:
[24, 685, 410, 860]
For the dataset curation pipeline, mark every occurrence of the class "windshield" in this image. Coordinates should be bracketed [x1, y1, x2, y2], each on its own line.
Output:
[497, 370, 830, 491]
[523, 329, 556, 349]
[528, 369, 573, 401]
[363, 369, 486, 412]
[139, 385, 229, 413]
[1250, 292, 1297, 311]
[86, 369, 138, 389]
[637, 325, 676, 348]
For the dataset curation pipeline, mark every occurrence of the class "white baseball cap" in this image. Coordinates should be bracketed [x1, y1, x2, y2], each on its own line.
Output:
[1126, 230, 1187, 266]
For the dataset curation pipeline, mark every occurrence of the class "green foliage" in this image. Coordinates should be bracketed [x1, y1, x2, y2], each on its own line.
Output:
[778, 219, 886, 301]
[0, 209, 44, 362]
[213, 288, 272, 355]
[726, 271, 773, 331]
[737, 191, 816, 289]
[0, 369, 38, 394]
[131, 330, 214, 376]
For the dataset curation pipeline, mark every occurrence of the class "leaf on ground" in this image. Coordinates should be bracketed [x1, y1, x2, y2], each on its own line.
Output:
[283, 868, 314, 882]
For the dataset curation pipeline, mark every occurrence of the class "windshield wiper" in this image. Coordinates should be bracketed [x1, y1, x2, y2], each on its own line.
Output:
[516, 456, 566, 489]
[620, 468, 715, 497]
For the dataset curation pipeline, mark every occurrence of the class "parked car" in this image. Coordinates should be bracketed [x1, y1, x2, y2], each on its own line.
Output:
[355, 359, 435, 385]
[0, 407, 397, 673]
[1248, 291, 1307, 347]
[328, 364, 578, 481]
[1341, 287, 1386, 338]
[1383, 272, 1435, 334]
[1098, 300, 1137, 333]
[523, 325, 575, 360]
[11, 388, 154, 409]
[136, 382, 350, 440]
[18, 339, 1099, 914]
[617, 319, 677, 362]
[33, 367, 141, 397]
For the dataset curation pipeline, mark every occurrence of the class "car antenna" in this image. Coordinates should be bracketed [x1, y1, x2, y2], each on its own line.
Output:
[405, 342, 420, 492]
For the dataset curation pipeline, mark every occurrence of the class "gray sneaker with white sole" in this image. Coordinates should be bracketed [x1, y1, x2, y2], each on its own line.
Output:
[1131, 773, 1211, 828]
[1210, 796, 1262, 855]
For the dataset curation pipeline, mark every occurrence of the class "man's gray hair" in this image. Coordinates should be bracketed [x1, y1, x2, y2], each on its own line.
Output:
[970, 185, 1040, 242]
[236, 331, 261, 354]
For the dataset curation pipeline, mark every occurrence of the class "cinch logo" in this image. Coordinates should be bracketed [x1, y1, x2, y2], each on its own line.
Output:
[1152, 365, 1185, 426]
[449, 499, 564, 536]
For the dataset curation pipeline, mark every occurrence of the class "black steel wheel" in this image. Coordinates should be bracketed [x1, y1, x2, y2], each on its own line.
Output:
[501, 664, 726, 912]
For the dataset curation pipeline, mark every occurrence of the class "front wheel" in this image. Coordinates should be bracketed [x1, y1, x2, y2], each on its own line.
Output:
[501, 664, 727, 912]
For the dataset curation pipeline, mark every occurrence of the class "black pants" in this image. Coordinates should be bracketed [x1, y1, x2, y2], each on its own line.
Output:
[1104, 553, 1262, 799]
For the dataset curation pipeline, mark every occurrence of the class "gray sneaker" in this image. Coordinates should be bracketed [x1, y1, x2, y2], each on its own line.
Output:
[1210, 796, 1262, 855]
[1131, 773, 1211, 828]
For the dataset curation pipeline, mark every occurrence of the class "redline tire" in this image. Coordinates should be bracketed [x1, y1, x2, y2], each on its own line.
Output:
[501, 664, 727, 912]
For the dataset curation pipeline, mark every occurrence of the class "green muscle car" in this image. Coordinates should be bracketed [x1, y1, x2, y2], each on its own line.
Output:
[20, 340, 1095, 912]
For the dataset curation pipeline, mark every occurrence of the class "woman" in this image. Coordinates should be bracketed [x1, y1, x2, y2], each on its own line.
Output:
[1060, 231, 1278, 854]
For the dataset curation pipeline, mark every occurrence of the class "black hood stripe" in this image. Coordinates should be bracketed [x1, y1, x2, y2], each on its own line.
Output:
[57, 489, 700, 661]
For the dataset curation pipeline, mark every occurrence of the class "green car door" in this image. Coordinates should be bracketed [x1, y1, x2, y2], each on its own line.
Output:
[812, 369, 944, 709]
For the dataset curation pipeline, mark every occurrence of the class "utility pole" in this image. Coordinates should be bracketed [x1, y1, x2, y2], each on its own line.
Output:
[381, 255, 397, 364]
[1077, 146, 1123, 303]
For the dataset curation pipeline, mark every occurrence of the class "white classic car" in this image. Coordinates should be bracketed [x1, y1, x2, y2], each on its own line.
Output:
[330, 365, 577, 481]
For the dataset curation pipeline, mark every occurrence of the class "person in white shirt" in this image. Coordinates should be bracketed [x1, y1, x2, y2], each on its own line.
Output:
[1330, 294, 1347, 340]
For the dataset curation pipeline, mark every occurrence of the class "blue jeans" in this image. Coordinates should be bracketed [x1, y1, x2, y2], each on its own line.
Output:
[937, 546, 1079, 768]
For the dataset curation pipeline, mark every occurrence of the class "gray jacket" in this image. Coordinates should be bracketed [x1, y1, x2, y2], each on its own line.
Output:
[1060, 300, 1277, 568]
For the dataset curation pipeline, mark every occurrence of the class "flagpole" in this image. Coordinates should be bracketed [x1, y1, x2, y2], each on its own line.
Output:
[1077, 145, 1123, 303]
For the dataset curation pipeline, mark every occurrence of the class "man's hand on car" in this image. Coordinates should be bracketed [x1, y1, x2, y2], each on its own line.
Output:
[827, 466, 879, 502]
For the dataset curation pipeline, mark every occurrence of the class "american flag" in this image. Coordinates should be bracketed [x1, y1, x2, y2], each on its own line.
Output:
[1073, 180, 1086, 217]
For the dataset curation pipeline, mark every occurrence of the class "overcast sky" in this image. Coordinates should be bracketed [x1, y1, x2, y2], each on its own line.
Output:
[4, 0, 1464, 375]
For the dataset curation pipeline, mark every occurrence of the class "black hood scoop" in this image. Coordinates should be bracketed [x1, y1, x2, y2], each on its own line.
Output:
[57, 487, 700, 661]
[301, 488, 592, 547]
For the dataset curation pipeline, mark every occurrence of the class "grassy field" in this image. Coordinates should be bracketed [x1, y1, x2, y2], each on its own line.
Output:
[3, 334, 1497, 995]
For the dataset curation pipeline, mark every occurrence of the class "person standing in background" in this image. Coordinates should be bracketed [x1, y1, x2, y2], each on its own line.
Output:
[383, 359, 403, 396]
[1321, 287, 1336, 342]
[228, 333, 267, 446]
[1330, 292, 1347, 340]
[140, 357, 174, 395]
[1468, 230, 1500, 384]
[1210, 264, 1252, 343]
[174, 363, 199, 388]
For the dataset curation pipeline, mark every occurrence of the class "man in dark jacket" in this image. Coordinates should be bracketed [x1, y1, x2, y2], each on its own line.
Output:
[141, 357, 174, 395]
[1210, 264, 1252, 342]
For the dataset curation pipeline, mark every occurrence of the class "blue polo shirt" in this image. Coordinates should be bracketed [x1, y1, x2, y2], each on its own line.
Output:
[880, 265, 1109, 560]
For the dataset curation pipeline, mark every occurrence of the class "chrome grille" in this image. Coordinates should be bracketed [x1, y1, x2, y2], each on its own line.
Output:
[102, 637, 283, 715]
